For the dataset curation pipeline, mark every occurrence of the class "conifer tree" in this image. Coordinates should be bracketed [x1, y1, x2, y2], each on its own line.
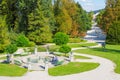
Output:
[0, 16, 10, 52]
[27, 0, 52, 44]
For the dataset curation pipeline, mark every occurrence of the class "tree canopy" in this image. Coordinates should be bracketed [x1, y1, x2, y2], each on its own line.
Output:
[97, 0, 120, 44]
[0, 0, 93, 52]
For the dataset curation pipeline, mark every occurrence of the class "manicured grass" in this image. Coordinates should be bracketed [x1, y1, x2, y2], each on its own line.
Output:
[0, 64, 27, 76]
[48, 43, 97, 52]
[48, 62, 99, 76]
[74, 44, 120, 74]
[67, 43, 97, 48]
[69, 38, 86, 43]
[38, 46, 46, 52]
[0, 56, 6, 60]
[49, 45, 60, 52]
[75, 55, 91, 59]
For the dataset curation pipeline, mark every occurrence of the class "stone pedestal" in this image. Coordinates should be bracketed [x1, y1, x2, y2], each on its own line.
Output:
[6, 54, 10, 63]
[34, 46, 37, 55]
[70, 56, 74, 62]
[46, 45, 49, 55]
[69, 52, 74, 62]
[28, 63, 32, 71]
[44, 62, 48, 71]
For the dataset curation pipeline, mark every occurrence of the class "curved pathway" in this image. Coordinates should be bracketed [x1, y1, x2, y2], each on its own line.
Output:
[0, 52, 120, 80]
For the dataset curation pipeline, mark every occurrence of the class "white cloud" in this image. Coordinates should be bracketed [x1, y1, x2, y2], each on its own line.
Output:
[76, 0, 105, 12]
[76, 0, 94, 11]
[80, 0, 87, 2]
[80, 0, 92, 2]
[86, 3, 93, 6]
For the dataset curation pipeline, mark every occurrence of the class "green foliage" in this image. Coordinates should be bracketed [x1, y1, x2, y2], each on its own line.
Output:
[76, 3, 92, 30]
[17, 0, 37, 33]
[5, 44, 17, 54]
[0, 0, 93, 46]
[48, 62, 99, 76]
[16, 34, 29, 47]
[53, 32, 69, 45]
[0, 16, 10, 52]
[8, 32, 18, 44]
[59, 45, 71, 54]
[97, 0, 120, 44]
[5, 0, 18, 32]
[28, 41, 35, 47]
[27, 0, 53, 44]
[106, 21, 120, 44]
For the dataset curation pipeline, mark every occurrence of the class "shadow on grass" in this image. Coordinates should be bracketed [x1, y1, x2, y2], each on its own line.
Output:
[90, 47, 120, 54]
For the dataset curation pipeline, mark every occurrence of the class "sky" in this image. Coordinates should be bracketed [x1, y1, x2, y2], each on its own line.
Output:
[75, 0, 106, 12]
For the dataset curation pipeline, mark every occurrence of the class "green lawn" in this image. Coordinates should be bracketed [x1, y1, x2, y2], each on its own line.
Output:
[67, 43, 97, 48]
[74, 44, 120, 74]
[0, 64, 27, 76]
[69, 38, 87, 43]
[47, 43, 97, 52]
[75, 55, 91, 59]
[0, 56, 6, 60]
[48, 62, 99, 76]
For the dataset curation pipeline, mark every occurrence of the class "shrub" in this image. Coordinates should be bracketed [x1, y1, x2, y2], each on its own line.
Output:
[28, 41, 35, 47]
[5, 44, 18, 54]
[59, 45, 71, 56]
[53, 32, 69, 45]
[16, 34, 29, 47]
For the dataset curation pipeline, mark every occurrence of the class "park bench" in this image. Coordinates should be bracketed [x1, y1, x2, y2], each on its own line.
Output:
[54, 60, 64, 66]
[14, 60, 22, 66]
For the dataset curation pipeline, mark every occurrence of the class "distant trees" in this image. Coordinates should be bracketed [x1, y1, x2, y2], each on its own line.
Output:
[0, 0, 93, 52]
[97, 0, 120, 44]
[53, 0, 92, 37]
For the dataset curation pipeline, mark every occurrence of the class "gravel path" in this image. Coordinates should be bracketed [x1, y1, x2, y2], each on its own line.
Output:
[0, 52, 120, 80]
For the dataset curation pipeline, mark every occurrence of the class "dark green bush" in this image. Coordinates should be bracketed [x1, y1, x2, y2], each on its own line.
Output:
[59, 45, 71, 55]
[5, 44, 18, 54]
[16, 34, 29, 47]
[53, 32, 69, 45]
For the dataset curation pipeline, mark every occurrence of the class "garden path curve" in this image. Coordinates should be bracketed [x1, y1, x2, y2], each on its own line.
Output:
[0, 52, 120, 80]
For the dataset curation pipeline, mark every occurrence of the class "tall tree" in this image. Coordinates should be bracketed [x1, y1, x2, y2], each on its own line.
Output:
[0, 16, 10, 52]
[54, 0, 72, 34]
[27, 0, 52, 44]
[17, 0, 37, 34]
[39, 0, 55, 33]
[5, 0, 18, 32]
[98, 0, 120, 44]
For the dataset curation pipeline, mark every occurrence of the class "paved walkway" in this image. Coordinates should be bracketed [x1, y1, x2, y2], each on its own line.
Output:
[0, 51, 120, 80]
